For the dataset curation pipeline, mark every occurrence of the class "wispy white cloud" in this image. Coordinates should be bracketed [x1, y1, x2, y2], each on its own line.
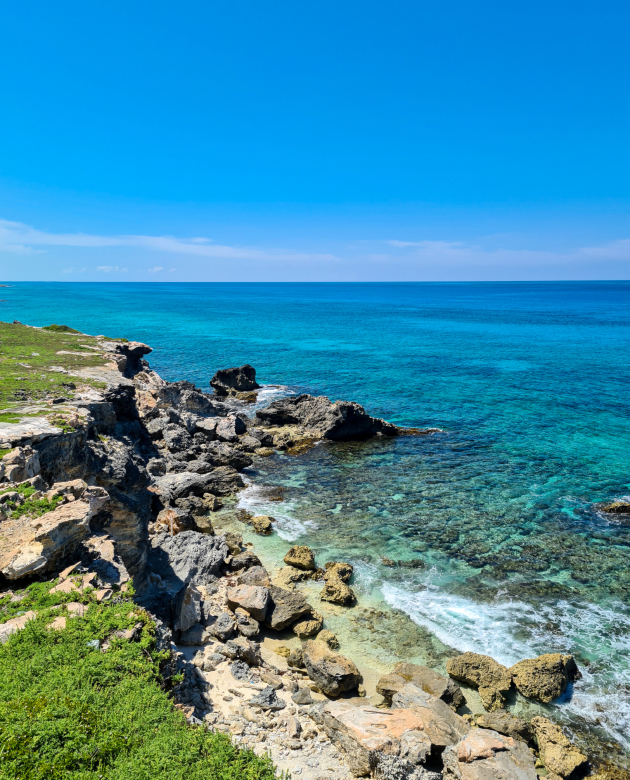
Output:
[148, 266, 163, 273]
[0, 218, 337, 263]
[97, 265, 128, 273]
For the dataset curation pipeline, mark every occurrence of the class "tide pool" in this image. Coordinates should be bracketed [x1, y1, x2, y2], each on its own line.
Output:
[2, 281, 630, 757]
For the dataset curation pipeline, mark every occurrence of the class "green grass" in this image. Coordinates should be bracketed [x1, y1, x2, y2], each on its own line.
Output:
[0, 321, 112, 410]
[0, 589, 279, 780]
[0, 484, 63, 520]
[0, 448, 13, 458]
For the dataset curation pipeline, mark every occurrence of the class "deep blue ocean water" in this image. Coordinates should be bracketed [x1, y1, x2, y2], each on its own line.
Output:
[2, 281, 630, 755]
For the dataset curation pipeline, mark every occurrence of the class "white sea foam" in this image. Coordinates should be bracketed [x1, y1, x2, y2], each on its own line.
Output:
[382, 576, 630, 750]
[236, 478, 317, 541]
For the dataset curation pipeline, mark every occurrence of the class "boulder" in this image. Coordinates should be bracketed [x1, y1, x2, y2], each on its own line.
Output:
[391, 684, 470, 748]
[377, 663, 465, 710]
[229, 549, 262, 571]
[302, 639, 362, 696]
[0, 610, 37, 644]
[202, 443, 252, 472]
[152, 467, 244, 502]
[0, 486, 109, 580]
[222, 531, 243, 555]
[446, 653, 512, 712]
[292, 611, 324, 639]
[252, 515, 274, 535]
[226, 585, 270, 622]
[325, 561, 354, 582]
[237, 565, 271, 587]
[265, 586, 313, 630]
[235, 607, 260, 638]
[284, 544, 316, 570]
[321, 698, 445, 777]
[1, 446, 40, 483]
[240, 435, 263, 452]
[442, 728, 539, 780]
[216, 416, 247, 443]
[255, 394, 399, 441]
[154, 506, 194, 535]
[210, 365, 260, 396]
[321, 563, 357, 606]
[173, 583, 202, 632]
[475, 711, 534, 744]
[210, 611, 237, 641]
[318, 629, 340, 649]
[149, 530, 228, 590]
[531, 717, 588, 779]
[248, 685, 286, 711]
[509, 653, 581, 704]
[292, 687, 314, 706]
[162, 423, 194, 452]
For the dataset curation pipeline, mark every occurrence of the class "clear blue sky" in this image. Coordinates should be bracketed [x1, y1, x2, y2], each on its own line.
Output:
[0, 0, 628, 281]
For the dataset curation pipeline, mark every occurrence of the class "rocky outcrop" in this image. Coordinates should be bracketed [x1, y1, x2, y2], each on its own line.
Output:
[446, 653, 512, 712]
[251, 515, 274, 535]
[0, 484, 109, 579]
[321, 561, 356, 606]
[284, 545, 316, 571]
[377, 662, 465, 710]
[226, 585, 270, 622]
[509, 653, 581, 703]
[302, 639, 362, 696]
[531, 717, 588, 779]
[210, 365, 260, 397]
[148, 530, 228, 594]
[255, 394, 399, 441]
[442, 728, 539, 780]
[391, 684, 470, 747]
[600, 501, 630, 515]
[475, 711, 533, 744]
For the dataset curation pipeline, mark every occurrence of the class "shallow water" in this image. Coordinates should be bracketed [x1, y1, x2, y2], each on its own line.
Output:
[3, 281, 630, 756]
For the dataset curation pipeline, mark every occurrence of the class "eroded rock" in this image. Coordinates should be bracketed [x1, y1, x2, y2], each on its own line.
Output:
[210, 365, 260, 396]
[531, 716, 588, 779]
[302, 639, 362, 696]
[265, 586, 313, 630]
[509, 653, 581, 704]
[377, 663, 465, 710]
[446, 652, 512, 712]
[226, 584, 270, 622]
[284, 544, 316, 570]
[442, 728, 539, 779]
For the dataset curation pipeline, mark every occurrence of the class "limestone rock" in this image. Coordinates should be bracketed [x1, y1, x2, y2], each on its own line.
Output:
[446, 652, 512, 712]
[249, 685, 286, 711]
[149, 530, 228, 590]
[531, 716, 588, 779]
[0, 486, 109, 580]
[255, 394, 399, 441]
[237, 565, 271, 587]
[222, 531, 243, 556]
[210, 611, 236, 641]
[600, 501, 630, 515]
[325, 561, 354, 582]
[251, 515, 274, 535]
[293, 611, 324, 639]
[509, 653, 581, 703]
[377, 663, 465, 710]
[229, 549, 262, 571]
[235, 607, 260, 638]
[173, 583, 202, 632]
[302, 639, 362, 696]
[154, 506, 194, 535]
[475, 711, 534, 744]
[0, 610, 37, 644]
[210, 365, 260, 396]
[216, 415, 247, 443]
[292, 687, 314, 706]
[442, 728, 539, 779]
[152, 467, 244, 502]
[284, 545, 316, 570]
[265, 585, 313, 630]
[391, 684, 470, 748]
[180, 622, 212, 645]
[321, 568, 356, 606]
[226, 584, 270, 622]
[1, 446, 41, 483]
[318, 629, 340, 649]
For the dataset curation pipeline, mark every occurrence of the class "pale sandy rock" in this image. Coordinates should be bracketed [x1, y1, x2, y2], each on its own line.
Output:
[391, 684, 470, 748]
[0, 610, 37, 643]
[265, 586, 313, 630]
[293, 611, 324, 639]
[377, 662, 465, 710]
[509, 653, 581, 703]
[531, 716, 588, 779]
[284, 545, 316, 571]
[446, 652, 512, 712]
[226, 584, 270, 622]
[442, 728, 538, 779]
[252, 515, 274, 535]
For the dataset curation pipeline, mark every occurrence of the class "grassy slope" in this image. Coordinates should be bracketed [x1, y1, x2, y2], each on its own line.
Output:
[0, 321, 114, 419]
[0, 585, 278, 780]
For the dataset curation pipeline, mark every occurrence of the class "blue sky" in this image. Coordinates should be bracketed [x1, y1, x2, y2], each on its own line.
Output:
[0, 0, 628, 281]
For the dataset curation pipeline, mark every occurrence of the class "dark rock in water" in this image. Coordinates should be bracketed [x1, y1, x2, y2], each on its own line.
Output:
[231, 660, 251, 681]
[475, 710, 534, 744]
[149, 530, 228, 589]
[249, 685, 286, 711]
[265, 586, 313, 630]
[377, 662, 465, 710]
[600, 501, 630, 515]
[211, 365, 260, 396]
[255, 394, 399, 441]
[210, 611, 236, 641]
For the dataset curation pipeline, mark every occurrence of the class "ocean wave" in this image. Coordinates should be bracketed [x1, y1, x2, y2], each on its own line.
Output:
[382, 578, 630, 750]
[236, 479, 317, 541]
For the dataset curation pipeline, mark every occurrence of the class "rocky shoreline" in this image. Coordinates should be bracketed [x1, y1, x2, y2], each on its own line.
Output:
[0, 323, 627, 780]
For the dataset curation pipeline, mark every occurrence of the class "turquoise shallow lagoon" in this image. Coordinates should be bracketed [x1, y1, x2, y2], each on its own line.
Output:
[3, 281, 630, 755]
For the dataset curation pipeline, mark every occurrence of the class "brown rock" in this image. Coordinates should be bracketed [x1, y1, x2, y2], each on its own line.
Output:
[600, 501, 630, 515]
[226, 584, 270, 622]
[377, 662, 465, 710]
[509, 653, 581, 704]
[302, 639, 362, 696]
[223, 531, 243, 555]
[442, 728, 539, 779]
[325, 561, 353, 582]
[155, 506, 194, 535]
[265, 586, 313, 630]
[531, 717, 588, 779]
[475, 710, 534, 744]
[252, 515, 274, 535]
[234, 607, 260, 638]
[446, 652, 512, 712]
[284, 545, 316, 571]
[292, 611, 324, 639]
[391, 684, 470, 748]
[318, 629, 340, 649]
[237, 565, 271, 587]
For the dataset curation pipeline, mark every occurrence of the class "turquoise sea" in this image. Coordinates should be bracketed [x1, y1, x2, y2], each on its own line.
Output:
[3, 281, 630, 757]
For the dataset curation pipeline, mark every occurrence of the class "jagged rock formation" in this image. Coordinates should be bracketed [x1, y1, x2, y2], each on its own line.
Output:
[210, 364, 260, 397]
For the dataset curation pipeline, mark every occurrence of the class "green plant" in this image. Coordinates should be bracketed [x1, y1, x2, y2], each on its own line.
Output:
[0, 447, 13, 458]
[0, 596, 279, 780]
[42, 324, 81, 334]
